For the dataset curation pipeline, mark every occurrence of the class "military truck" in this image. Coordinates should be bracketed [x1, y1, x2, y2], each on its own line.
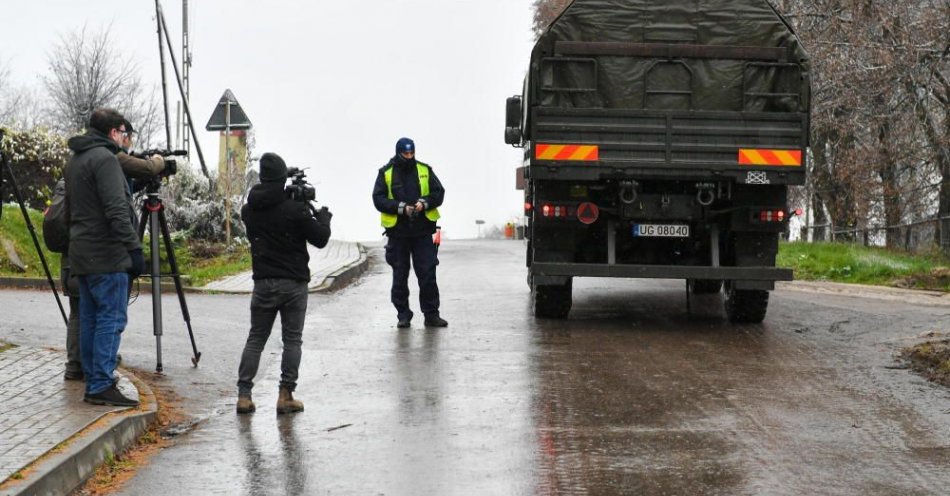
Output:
[505, 0, 810, 322]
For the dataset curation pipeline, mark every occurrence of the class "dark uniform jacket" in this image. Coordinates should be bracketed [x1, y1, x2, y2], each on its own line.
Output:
[372, 157, 445, 238]
[241, 182, 332, 281]
[64, 131, 141, 276]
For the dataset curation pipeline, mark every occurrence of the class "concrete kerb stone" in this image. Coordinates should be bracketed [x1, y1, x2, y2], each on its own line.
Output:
[778, 280, 950, 306]
[0, 370, 158, 496]
[311, 243, 369, 293]
[0, 242, 369, 296]
[0, 277, 185, 295]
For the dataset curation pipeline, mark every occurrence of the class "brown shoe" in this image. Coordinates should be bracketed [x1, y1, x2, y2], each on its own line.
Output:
[236, 395, 256, 414]
[276, 387, 304, 414]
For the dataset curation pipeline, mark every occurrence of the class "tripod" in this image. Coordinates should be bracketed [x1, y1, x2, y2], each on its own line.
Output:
[0, 130, 67, 325]
[136, 182, 201, 373]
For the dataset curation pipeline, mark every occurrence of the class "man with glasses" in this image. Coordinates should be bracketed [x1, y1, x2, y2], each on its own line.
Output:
[116, 119, 166, 179]
[64, 108, 145, 407]
[60, 118, 164, 382]
[372, 137, 448, 329]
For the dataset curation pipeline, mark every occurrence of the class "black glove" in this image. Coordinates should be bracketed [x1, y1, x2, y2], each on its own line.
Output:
[315, 206, 333, 225]
[128, 248, 145, 278]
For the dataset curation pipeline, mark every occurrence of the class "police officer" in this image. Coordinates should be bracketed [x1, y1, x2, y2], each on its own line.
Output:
[372, 137, 448, 328]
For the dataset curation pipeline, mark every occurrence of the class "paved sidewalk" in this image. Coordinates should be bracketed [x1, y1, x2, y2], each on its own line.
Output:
[200, 240, 367, 293]
[0, 345, 154, 496]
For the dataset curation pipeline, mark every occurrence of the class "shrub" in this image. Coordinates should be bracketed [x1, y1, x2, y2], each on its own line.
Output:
[158, 162, 244, 243]
[0, 128, 70, 209]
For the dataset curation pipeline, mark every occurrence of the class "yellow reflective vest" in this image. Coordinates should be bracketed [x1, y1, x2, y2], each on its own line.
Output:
[381, 162, 441, 228]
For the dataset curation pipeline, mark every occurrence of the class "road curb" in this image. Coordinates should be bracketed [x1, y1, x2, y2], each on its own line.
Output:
[778, 280, 950, 306]
[0, 242, 369, 296]
[311, 243, 369, 293]
[0, 370, 158, 496]
[0, 276, 189, 295]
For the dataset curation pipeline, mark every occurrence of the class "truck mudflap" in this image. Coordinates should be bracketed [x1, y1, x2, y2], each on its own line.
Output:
[531, 262, 791, 282]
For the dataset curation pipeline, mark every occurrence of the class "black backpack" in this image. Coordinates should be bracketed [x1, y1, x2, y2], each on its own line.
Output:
[43, 178, 69, 253]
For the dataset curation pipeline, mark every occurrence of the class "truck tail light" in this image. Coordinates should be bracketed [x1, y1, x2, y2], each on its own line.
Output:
[540, 204, 575, 219]
[525, 202, 533, 214]
[758, 209, 786, 223]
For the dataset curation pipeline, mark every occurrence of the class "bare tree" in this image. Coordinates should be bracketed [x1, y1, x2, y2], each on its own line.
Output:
[44, 25, 163, 145]
[0, 58, 22, 125]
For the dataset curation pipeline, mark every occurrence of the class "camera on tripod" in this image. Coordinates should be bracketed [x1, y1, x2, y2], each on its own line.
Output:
[285, 167, 316, 203]
[131, 149, 186, 192]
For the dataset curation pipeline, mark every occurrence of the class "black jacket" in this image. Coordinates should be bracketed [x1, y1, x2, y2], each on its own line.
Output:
[372, 157, 445, 238]
[241, 182, 331, 281]
[64, 130, 140, 276]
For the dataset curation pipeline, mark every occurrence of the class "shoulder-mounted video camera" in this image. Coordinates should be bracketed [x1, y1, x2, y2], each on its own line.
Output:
[285, 167, 316, 203]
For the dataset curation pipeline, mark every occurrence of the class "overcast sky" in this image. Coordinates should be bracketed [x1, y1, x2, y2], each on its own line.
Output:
[0, 0, 536, 241]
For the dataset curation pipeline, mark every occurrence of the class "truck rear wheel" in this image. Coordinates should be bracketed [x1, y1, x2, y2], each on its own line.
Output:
[532, 279, 572, 318]
[724, 283, 769, 323]
[689, 279, 723, 294]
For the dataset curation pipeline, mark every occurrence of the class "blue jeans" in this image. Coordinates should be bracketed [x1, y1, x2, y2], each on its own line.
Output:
[78, 273, 130, 395]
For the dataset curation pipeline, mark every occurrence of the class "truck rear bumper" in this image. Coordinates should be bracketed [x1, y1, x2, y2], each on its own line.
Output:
[532, 262, 792, 281]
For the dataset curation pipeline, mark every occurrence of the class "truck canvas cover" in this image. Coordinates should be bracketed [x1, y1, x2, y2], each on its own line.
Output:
[533, 0, 810, 113]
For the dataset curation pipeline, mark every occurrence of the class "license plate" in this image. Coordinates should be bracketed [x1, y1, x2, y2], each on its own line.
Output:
[632, 224, 690, 238]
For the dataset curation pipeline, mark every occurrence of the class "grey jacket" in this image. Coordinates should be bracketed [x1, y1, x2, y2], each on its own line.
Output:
[64, 130, 141, 276]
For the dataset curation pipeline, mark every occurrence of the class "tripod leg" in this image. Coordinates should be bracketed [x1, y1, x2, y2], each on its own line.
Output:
[2, 157, 67, 325]
[158, 205, 201, 367]
[148, 205, 164, 373]
[138, 204, 149, 241]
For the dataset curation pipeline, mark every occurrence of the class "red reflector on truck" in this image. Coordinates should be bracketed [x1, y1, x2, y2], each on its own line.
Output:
[535, 144, 599, 161]
[576, 202, 599, 224]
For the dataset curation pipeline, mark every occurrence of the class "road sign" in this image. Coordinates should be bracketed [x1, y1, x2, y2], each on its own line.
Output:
[577, 202, 599, 225]
[205, 89, 252, 131]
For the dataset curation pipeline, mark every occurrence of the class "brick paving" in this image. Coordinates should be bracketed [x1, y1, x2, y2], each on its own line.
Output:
[0, 346, 135, 483]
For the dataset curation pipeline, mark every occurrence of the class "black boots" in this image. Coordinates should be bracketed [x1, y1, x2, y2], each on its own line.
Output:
[424, 315, 448, 327]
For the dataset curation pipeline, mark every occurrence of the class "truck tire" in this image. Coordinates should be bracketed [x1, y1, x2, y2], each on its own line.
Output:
[723, 284, 769, 323]
[689, 279, 723, 294]
[532, 279, 572, 318]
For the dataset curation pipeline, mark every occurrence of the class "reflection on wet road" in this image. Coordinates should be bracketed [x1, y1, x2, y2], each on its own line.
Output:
[82, 240, 950, 495]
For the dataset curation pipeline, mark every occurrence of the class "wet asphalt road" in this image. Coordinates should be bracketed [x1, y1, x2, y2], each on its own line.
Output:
[2, 239, 950, 495]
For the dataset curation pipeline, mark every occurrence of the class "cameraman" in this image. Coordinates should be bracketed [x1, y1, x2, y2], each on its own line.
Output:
[236, 152, 332, 415]
[117, 119, 166, 180]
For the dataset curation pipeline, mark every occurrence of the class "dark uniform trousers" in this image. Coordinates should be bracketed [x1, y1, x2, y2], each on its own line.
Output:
[385, 235, 440, 321]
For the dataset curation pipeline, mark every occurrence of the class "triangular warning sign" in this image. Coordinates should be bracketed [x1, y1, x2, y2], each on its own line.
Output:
[577, 202, 599, 225]
[205, 89, 252, 131]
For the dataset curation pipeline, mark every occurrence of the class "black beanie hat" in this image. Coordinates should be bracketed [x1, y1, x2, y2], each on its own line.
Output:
[259, 152, 288, 183]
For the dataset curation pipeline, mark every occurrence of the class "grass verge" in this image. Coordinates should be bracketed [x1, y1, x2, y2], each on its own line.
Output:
[0, 204, 250, 287]
[778, 241, 950, 292]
